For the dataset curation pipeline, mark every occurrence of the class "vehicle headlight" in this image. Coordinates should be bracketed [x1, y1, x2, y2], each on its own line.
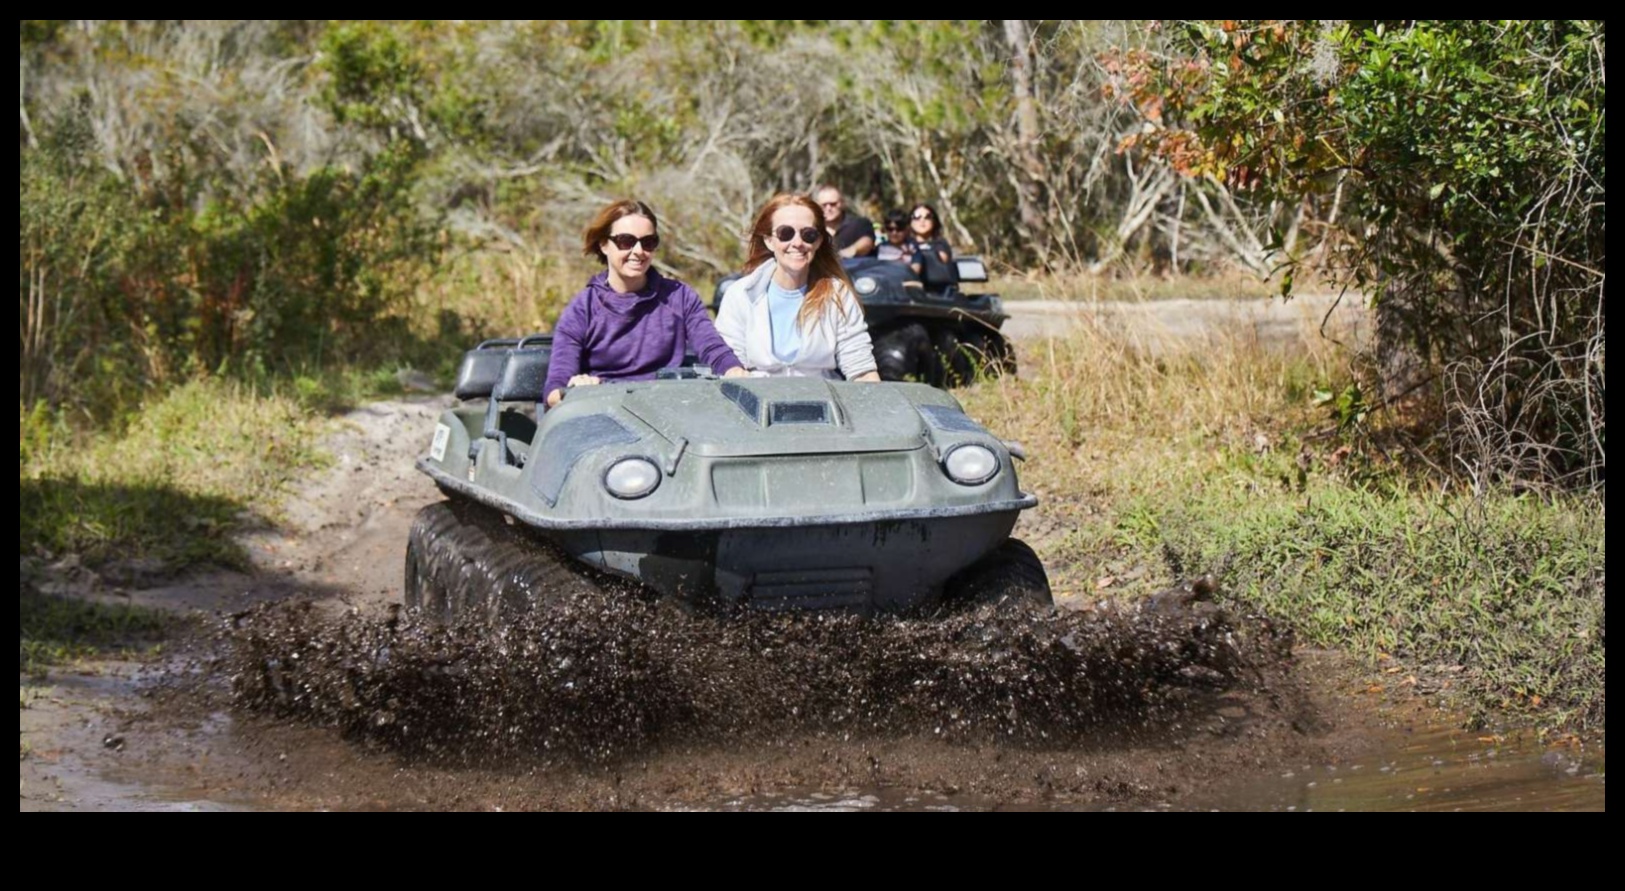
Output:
[942, 443, 999, 485]
[604, 457, 661, 499]
[853, 276, 877, 296]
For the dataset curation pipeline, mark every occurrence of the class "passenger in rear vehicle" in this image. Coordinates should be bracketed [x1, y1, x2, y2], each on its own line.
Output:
[875, 209, 914, 264]
[905, 202, 957, 288]
[544, 199, 747, 408]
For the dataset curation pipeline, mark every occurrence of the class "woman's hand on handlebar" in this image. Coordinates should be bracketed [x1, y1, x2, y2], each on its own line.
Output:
[545, 374, 602, 408]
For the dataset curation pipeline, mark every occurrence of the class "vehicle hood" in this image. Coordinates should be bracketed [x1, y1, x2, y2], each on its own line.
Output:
[622, 378, 942, 457]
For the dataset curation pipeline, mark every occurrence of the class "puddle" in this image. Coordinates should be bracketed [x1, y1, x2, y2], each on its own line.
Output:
[1189, 724, 1604, 812]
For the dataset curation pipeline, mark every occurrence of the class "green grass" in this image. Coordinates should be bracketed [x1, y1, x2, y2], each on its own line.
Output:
[20, 377, 327, 572]
[19, 589, 174, 676]
[1150, 485, 1602, 728]
[281, 364, 417, 414]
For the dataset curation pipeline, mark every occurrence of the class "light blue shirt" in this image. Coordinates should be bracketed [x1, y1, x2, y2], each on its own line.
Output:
[766, 281, 805, 363]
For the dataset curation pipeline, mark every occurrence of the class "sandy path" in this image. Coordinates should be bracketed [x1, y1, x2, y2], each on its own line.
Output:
[999, 291, 1370, 350]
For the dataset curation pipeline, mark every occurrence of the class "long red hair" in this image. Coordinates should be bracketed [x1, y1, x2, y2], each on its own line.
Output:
[743, 194, 856, 330]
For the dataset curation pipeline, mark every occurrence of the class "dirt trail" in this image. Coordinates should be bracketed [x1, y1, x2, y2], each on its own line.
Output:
[21, 397, 450, 811]
[999, 291, 1370, 350]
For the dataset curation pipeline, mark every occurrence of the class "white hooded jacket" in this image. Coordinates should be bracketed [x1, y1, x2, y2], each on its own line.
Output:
[715, 258, 878, 380]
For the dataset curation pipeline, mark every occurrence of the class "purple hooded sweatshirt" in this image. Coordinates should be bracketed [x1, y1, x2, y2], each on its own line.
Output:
[543, 269, 742, 402]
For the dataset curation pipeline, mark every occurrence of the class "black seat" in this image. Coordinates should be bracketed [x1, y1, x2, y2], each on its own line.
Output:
[476, 335, 553, 467]
[453, 338, 520, 400]
[492, 343, 552, 403]
[917, 251, 960, 290]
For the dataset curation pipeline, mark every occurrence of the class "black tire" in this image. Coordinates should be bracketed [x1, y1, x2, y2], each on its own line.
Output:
[403, 499, 610, 624]
[941, 538, 1053, 611]
[873, 323, 933, 383]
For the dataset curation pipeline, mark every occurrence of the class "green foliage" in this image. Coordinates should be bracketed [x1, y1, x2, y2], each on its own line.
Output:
[1313, 383, 1370, 431]
[20, 99, 438, 425]
[317, 22, 427, 132]
[181, 141, 437, 368]
[19, 107, 142, 417]
[19, 20, 68, 47]
[1138, 21, 1606, 486]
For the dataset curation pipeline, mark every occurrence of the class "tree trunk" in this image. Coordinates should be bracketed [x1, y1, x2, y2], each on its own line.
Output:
[1002, 20, 1049, 267]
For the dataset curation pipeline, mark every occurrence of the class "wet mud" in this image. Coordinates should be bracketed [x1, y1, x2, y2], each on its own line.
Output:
[218, 585, 1294, 766]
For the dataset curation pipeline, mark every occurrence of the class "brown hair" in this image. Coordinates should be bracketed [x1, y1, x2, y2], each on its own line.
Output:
[743, 193, 856, 330]
[909, 202, 944, 241]
[582, 199, 659, 265]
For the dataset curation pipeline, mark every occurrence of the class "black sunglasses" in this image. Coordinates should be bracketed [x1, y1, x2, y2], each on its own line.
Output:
[772, 225, 822, 245]
[607, 233, 660, 251]
[912, 211, 934, 221]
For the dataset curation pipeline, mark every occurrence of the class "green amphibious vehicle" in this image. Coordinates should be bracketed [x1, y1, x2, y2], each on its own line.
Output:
[409, 336, 1050, 617]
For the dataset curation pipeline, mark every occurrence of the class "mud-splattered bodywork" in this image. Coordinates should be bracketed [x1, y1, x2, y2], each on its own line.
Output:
[419, 377, 1035, 611]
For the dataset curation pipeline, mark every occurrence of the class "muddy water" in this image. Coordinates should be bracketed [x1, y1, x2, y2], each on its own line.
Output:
[202, 595, 1597, 811]
[20, 667, 246, 812]
[27, 634, 1603, 811]
[1187, 725, 1605, 812]
[715, 728, 1605, 812]
[26, 589, 1599, 811]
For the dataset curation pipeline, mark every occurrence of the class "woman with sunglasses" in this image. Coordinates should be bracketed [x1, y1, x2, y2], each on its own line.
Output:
[543, 199, 746, 408]
[715, 194, 880, 381]
[906, 202, 958, 287]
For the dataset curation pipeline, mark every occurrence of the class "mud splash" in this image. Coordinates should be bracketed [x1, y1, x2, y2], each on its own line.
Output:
[218, 588, 1293, 766]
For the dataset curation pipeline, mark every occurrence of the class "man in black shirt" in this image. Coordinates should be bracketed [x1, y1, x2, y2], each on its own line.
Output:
[814, 185, 876, 259]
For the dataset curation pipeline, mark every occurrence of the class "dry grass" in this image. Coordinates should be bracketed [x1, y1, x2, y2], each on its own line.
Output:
[963, 312, 1345, 528]
[413, 246, 602, 341]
